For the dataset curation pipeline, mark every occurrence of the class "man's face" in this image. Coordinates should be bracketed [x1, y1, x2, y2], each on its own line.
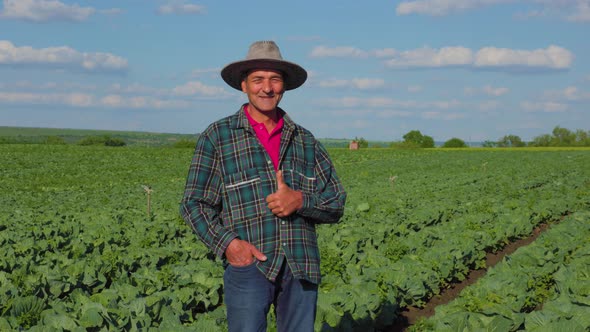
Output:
[241, 69, 284, 114]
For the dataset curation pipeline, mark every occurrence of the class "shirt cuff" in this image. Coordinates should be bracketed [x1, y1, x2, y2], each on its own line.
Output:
[215, 231, 239, 259]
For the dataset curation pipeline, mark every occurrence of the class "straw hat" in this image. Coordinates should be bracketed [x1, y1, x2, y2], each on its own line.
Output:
[221, 41, 307, 91]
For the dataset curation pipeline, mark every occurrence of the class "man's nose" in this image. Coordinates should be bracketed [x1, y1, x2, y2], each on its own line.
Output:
[262, 80, 273, 93]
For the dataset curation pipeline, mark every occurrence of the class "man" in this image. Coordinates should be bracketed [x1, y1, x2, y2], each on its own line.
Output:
[180, 40, 346, 332]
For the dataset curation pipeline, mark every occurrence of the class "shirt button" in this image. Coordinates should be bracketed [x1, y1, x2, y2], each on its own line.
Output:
[281, 221, 286, 225]
[267, 160, 272, 165]
[282, 243, 286, 246]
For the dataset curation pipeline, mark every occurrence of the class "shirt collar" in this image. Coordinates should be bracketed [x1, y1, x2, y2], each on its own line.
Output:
[244, 104, 284, 135]
[234, 103, 293, 131]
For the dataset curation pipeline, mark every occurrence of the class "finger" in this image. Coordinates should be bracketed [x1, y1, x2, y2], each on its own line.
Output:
[266, 193, 276, 204]
[276, 170, 286, 190]
[249, 245, 267, 261]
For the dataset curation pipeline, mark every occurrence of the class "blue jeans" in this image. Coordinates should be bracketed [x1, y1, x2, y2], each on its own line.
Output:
[223, 259, 318, 332]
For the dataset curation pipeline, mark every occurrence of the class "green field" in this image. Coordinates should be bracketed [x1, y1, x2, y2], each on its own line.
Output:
[0, 126, 197, 147]
[0, 126, 353, 148]
[1, 145, 589, 331]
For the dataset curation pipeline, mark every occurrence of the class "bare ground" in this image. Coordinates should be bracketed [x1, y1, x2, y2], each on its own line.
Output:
[384, 222, 551, 332]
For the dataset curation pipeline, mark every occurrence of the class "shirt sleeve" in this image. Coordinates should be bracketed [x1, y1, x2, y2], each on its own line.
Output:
[297, 141, 347, 223]
[179, 133, 238, 258]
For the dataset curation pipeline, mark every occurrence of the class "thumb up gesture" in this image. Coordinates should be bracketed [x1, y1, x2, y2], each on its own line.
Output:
[266, 170, 303, 218]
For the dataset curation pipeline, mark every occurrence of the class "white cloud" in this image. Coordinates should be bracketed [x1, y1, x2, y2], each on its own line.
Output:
[380, 45, 572, 71]
[567, 0, 590, 22]
[483, 85, 509, 96]
[0, 76, 230, 110]
[318, 79, 348, 88]
[0, 80, 233, 111]
[310, 46, 368, 58]
[396, 0, 514, 16]
[544, 86, 590, 101]
[318, 78, 385, 90]
[351, 78, 385, 89]
[474, 45, 573, 70]
[384, 46, 474, 68]
[0, 91, 95, 107]
[477, 100, 502, 112]
[313, 44, 574, 71]
[157, 1, 206, 15]
[407, 85, 423, 93]
[0, 40, 128, 73]
[100, 95, 190, 109]
[366, 97, 400, 108]
[319, 96, 463, 111]
[375, 109, 414, 118]
[109, 83, 163, 96]
[373, 48, 398, 58]
[0, 90, 193, 109]
[0, 0, 99, 22]
[172, 81, 228, 96]
[396, 0, 590, 23]
[521, 101, 569, 112]
[420, 111, 465, 120]
[466, 85, 509, 96]
[2, 80, 97, 91]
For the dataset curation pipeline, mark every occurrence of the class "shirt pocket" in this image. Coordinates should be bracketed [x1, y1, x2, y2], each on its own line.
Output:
[282, 161, 317, 194]
[224, 168, 265, 228]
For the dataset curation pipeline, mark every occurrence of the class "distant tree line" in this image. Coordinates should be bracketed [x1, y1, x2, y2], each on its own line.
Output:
[2, 126, 588, 149]
[0, 135, 127, 146]
[349, 126, 589, 149]
[482, 126, 590, 148]
[389, 130, 468, 148]
[77, 135, 126, 147]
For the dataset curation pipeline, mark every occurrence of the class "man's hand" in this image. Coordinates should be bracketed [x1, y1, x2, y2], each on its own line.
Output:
[266, 170, 303, 218]
[225, 239, 267, 267]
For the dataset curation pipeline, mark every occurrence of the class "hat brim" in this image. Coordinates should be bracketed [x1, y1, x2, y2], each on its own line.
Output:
[221, 59, 307, 91]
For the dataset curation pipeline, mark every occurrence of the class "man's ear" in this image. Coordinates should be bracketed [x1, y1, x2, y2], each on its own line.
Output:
[241, 80, 247, 93]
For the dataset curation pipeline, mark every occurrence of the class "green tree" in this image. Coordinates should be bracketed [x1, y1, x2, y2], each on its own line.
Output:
[402, 130, 435, 148]
[354, 137, 369, 148]
[530, 134, 552, 147]
[443, 138, 467, 148]
[482, 140, 497, 148]
[173, 138, 197, 148]
[78, 135, 126, 147]
[44, 136, 66, 145]
[551, 126, 575, 146]
[78, 136, 107, 146]
[497, 134, 525, 147]
[574, 129, 590, 146]
[421, 135, 435, 148]
[104, 137, 126, 147]
[403, 130, 423, 144]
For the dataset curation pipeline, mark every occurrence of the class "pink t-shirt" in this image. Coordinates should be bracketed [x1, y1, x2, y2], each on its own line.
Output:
[244, 105, 283, 171]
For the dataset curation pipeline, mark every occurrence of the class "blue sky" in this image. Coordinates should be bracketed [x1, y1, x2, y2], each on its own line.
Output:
[1, 0, 588, 142]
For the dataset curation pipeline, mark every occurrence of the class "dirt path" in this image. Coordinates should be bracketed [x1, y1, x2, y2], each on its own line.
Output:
[384, 222, 551, 332]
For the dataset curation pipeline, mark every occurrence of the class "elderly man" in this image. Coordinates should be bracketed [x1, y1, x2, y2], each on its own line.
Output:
[180, 40, 346, 332]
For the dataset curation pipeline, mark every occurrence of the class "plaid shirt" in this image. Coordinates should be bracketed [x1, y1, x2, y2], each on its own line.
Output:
[180, 105, 346, 284]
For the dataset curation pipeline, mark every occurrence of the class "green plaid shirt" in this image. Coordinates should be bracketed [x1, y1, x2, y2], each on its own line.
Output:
[180, 106, 346, 284]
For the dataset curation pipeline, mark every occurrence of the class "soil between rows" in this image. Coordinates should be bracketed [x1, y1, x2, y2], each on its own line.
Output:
[384, 222, 551, 332]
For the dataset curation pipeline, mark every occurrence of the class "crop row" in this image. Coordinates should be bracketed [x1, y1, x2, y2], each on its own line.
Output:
[410, 211, 590, 331]
[315, 149, 589, 330]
